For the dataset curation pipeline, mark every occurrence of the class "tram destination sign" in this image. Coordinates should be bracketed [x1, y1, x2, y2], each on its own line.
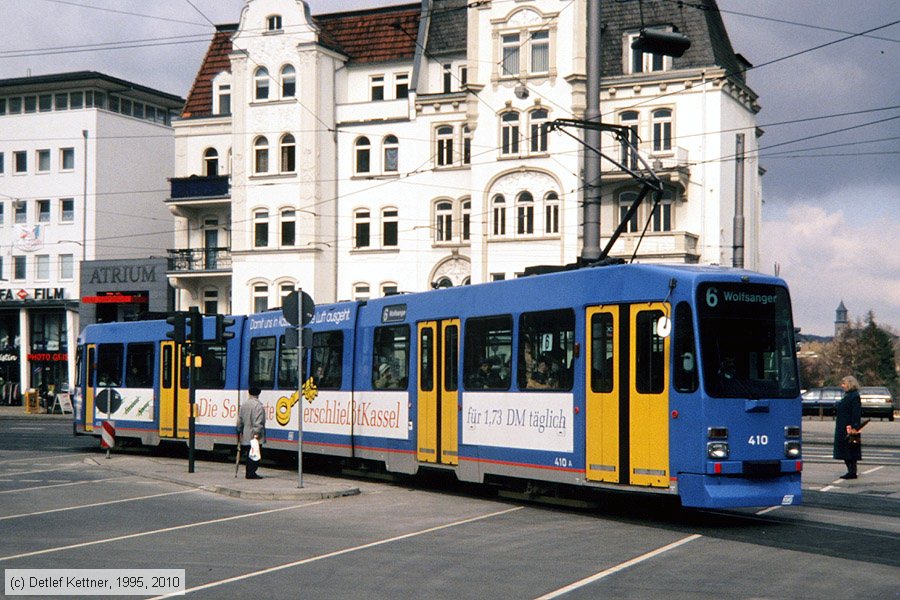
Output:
[381, 304, 407, 323]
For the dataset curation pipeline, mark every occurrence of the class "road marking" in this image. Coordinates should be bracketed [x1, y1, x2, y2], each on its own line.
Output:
[0, 489, 199, 521]
[0, 453, 92, 465]
[755, 506, 781, 515]
[8, 426, 43, 431]
[862, 465, 884, 475]
[0, 464, 86, 476]
[819, 485, 836, 492]
[534, 534, 703, 599]
[0, 476, 127, 495]
[0, 501, 325, 562]
[148, 506, 524, 599]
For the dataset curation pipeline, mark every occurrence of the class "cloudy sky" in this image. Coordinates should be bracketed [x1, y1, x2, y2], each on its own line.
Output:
[1, 0, 897, 336]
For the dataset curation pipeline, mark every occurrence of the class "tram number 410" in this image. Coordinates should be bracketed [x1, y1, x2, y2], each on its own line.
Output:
[554, 457, 573, 468]
[748, 435, 769, 445]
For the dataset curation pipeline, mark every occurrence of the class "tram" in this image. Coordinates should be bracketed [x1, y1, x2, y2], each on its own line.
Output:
[74, 263, 803, 508]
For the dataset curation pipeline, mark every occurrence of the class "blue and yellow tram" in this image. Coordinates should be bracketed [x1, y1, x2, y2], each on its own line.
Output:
[75, 263, 803, 508]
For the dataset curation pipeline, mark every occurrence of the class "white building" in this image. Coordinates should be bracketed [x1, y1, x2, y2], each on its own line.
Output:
[0, 71, 181, 402]
[170, 0, 762, 313]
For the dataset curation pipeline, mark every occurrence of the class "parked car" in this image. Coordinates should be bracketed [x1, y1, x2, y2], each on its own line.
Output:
[801, 387, 842, 416]
[859, 386, 895, 421]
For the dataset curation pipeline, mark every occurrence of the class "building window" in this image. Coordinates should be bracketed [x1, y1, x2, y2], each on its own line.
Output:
[354, 210, 370, 248]
[370, 75, 385, 101]
[0, 203, 4, 225]
[651, 188, 675, 232]
[267, 14, 282, 31]
[516, 191, 534, 235]
[204, 148, 219, 177]
[620, 111, 639, 170]
[545, 191, 559, 235]
[462, 200, 471, 241]
[383, 135, 399, 173]
[436, 126, 454, 167]
[60, 198, 74, 222]
[436, 201, 453, 242]
[204, 289, 218, 315]
[14, 151, 26, 173]
[501, 112, 520, 155]
[628, 31, 668, 74]
[14, 201, 26, 223]
[217, 83, 231, 115]
[281, 209, 296, 246]
[37, 199, 50, 223]
[652, 108, 673, 152]
[381, 283, 398, 297]
[382, 208, 398, 247]
[14, 256, 26, 280]
[253, 284, 268, 313]
[254, 210, 269, 247]
[355, 137, 371, 174]
[618, 191, 640, 233]
[462, 126, 472, 165]
[253, 137, 269, 174]
[531, 30, 550, 73]
[501, 33, 520, 76]
[280, 134, 296, 173]
[59, 254, 74, 280]
[36, 255, 49, 280]
[492, 194, 507, 236]
[281, 65, 296, 98]
[36, 149, 51, 172]
[395, 73, 409, 99]
[529, 109, 548, 153]
[254, 67, 270, 100]
[0, 152, 4, 174]
[353, 283, 370, 301]
[56, 147, 74, 171]
[443, 64, 453, 94]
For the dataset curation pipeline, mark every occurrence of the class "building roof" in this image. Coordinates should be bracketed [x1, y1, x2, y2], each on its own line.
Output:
[425, 0, 468, 56]
[182, 24, 239, 119]
[0, 70, 184, 108]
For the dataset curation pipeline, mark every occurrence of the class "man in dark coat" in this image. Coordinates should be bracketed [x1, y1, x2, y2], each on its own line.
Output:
[833, 375, 862, 479]
[237, 387, 267, 479]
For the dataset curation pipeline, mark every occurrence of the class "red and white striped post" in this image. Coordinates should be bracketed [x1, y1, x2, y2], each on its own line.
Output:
[100, 421, 115, 459]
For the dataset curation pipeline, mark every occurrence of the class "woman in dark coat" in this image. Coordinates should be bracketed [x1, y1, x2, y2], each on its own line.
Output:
[833, 375, 862, 479]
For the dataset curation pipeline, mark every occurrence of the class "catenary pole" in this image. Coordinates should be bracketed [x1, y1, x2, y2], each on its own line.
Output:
[582, 0, 602, 262]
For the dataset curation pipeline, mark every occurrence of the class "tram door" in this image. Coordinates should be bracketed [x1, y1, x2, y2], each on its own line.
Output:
[417, 320, 460, 465]
[158, 341, 189, 438]
[586, 304, 670, 487]
[84, 345, 97, 432]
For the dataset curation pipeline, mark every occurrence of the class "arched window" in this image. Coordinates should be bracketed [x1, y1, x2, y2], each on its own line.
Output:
[280, 133, 296, 173]
[281, 65, 296, 98]
[436, 126, 454, 167]
[254, 67, 269, 100]
[355, 137, 370, 174]
[203, 148, 218, 177]
[354, 210, 370, 248]
[266, 15, 282, 31]
[382, 208, 398, 247]
[492, 194, 507, 236]
[254, 210, 269, 247]
[461, 200, 471, 241]
[651, 188, 675, 232]
[652, 108, 673, 152]
[280, 208, 296, 246]
[383, 135, 399, 173]
[436, 201, 453, 242]
[253, 136, 269, 174]
[253, 283, 269, 313]
[620, 111, 639, 169]
[353, 283, 370, 301]
[501, 112, 520, 155]
[516, 191, 534, 235]
[530, 109, 548, 153]
[462, 126, 472, 165]
[381, 282, 398, 297]
[544, 191, 559, 235]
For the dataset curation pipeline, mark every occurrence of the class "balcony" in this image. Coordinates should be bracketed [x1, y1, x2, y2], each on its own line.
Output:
[605, 231, 700, 263]
[167, 247, 232, 273]
[169, 175, 230, 200]
[603, 146, 690, 191]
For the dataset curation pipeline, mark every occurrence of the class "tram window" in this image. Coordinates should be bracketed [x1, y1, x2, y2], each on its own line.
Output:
[673, 302, 698, 393]
[635, 310, 665, 394]
[125, 343, 154, 387]
[162, 345, 173, 389]
[372, 325, 409, 390]
[310, 331, 343, 389]
[420, 327, 434, 392]
[96, 344, 123, 387]
[249, 336, 277, 389]
[75, 347, 83, 388]
[519, 309, 574, 391]
[197, 344, 226, 389]
[278, 335, 299, 390]
[590, 313, 614, 393]
[463, 315, 511, 390]
[444, 324, 459, 392]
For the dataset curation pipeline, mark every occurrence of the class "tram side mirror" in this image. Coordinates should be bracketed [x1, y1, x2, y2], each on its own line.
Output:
[656, 315, 672, 337]
[682, 352, 694, 372]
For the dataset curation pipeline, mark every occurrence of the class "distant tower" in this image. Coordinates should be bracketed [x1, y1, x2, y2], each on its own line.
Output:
[835, 300, 849, 337]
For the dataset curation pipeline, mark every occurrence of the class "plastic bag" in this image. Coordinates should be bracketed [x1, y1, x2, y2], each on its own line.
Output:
[249, 438, 261, 461]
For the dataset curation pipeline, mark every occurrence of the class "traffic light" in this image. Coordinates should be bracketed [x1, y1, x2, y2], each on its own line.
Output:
[165, 312, 186, 344]
[215, 314, 236, 343]
[188, 307, 203, 346]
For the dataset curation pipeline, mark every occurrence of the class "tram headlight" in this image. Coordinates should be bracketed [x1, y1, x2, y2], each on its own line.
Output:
[707, 442, 729, 459]
[784, 441, 801, 458]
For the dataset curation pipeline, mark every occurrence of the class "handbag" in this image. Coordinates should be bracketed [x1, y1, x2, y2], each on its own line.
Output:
[847, 431, 861, 446]
[249, 438, 261, 461]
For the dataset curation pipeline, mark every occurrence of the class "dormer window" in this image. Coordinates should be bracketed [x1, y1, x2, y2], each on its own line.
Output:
[627, 29, 672, 74]
[267, 15, 282, 31]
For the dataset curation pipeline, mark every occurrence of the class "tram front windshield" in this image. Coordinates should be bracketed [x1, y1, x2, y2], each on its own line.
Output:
[697, 282, 799, 399]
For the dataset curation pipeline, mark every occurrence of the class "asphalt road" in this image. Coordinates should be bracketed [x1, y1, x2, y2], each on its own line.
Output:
[1, 418, 898, 600]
